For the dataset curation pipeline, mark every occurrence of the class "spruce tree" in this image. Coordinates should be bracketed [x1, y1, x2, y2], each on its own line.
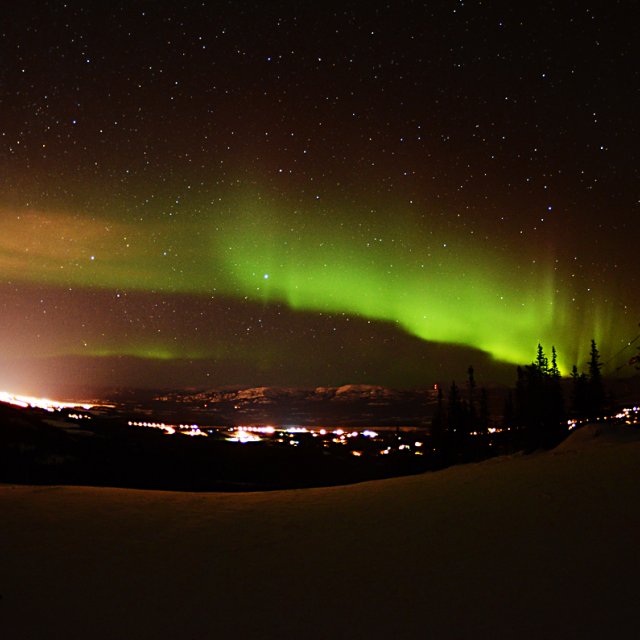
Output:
[548, 345, 564, 433]
[536, 343, 548, 375]
[587, 339, 605, 416]
[550, 346, 560, 379]
[588, 339, 602, 381]
[515, 344, 565, 449]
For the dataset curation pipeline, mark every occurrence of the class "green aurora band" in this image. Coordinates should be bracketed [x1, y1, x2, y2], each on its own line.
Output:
[215, 207, 616, 373]
[0, 204, 625, 373]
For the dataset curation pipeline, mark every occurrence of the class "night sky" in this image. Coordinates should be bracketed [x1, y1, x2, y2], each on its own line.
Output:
[1, 2, 638, 395]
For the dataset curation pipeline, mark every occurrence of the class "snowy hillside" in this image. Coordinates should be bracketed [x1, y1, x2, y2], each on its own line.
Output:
[1, 424, 639, 639]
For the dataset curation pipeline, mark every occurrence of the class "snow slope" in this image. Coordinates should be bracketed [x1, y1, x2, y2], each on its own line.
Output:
[1, 426, 639, 639]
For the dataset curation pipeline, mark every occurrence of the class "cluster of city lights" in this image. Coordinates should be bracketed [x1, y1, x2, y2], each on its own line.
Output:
[3, 388, 638, 454]
[127, 420, 207, 436]
[0, 390, 94, 412]
[615, 406, 640, 424]
[224, 425, 385, 445]
[222, 424, 432, 456]
[226, 428, 263, 443]
[567, 406, 640, 431]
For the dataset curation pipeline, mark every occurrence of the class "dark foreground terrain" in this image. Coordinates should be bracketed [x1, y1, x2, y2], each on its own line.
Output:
[1, 424, 639, 639]
[0, 403, 431, 491]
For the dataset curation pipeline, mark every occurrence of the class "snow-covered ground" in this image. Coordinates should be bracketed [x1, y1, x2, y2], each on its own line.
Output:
[2, 424, 639, 639]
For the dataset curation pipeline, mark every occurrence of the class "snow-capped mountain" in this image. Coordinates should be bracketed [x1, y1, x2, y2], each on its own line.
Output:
[153, 385, 439, 426]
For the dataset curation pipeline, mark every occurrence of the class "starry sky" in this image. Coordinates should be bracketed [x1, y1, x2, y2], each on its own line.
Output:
[1, 1, 638, 395]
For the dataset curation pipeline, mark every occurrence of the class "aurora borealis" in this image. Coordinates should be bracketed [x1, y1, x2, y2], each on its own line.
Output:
[1, 3, 638, 394]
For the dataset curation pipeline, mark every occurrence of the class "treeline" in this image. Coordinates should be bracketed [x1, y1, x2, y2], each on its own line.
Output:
[431, 340, 606, 460]
[430, 366, 490, 462]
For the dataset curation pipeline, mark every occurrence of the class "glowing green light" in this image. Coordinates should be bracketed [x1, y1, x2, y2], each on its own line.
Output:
[214, 204, 618, 372]
[0, 203, 629, 372]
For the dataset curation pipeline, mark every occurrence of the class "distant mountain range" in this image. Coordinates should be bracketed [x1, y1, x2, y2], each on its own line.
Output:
[150, 384, 440, 426]
[105, 374, 640, 428]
